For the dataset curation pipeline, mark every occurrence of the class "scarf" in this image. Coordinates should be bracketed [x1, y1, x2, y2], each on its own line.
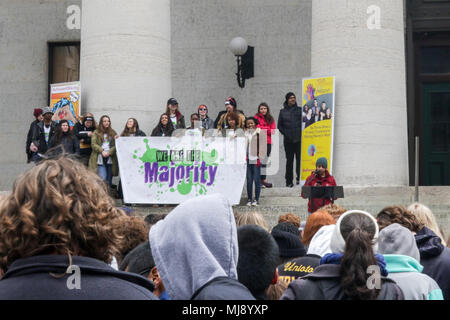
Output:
[320, 253, 388, 276]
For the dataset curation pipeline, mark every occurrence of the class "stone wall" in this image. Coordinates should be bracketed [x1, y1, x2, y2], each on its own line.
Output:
[171, 0, 313, 186]
[0, 0, 81, 190]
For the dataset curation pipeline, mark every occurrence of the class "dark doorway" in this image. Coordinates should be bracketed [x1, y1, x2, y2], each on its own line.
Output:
[422, 83, 450, 185]
[406, 0, 450, 186]
[47, 42, 80, 101]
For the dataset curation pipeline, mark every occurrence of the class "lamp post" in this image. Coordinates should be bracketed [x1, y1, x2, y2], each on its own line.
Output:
[229, 37, 254, 88]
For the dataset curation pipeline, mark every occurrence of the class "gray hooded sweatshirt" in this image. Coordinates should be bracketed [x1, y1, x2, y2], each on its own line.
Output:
[149, 194, 254, 300]
[378, 223, 443, 300]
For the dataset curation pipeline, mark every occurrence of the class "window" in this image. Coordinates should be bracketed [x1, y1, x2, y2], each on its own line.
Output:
[48, 42, 80, 97]
[420, 46, 450, 74]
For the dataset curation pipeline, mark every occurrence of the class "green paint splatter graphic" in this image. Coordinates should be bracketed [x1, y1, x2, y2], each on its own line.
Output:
[132, 138, 222, 197]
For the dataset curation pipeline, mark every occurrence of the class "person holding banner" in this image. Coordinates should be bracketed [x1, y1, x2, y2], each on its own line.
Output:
[151, 114, 175, 137]
[187, 113, 200, 130]
[278, 92, 303, 187]
[219, 111, 245, 137]
[121, 118, 146, 137]
[89, 115, 118, 188]
[301, 157, 337, 214]
[197, 104, 215, 130]
[215, 97, 246, 130]
[245, 117, 262, 206]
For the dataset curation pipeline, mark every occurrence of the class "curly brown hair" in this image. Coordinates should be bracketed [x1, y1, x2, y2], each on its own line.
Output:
[278, 213, 301, 229]
[112, 215, 150, 263]
[376, 205, 423, 232]
[0, 156, 125, 271]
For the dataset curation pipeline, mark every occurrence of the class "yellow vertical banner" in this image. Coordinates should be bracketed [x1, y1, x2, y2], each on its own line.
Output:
[300, 76, 335, 184]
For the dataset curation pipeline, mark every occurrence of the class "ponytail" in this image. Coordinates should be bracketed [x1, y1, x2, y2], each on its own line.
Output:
[340, 228, 379, 300]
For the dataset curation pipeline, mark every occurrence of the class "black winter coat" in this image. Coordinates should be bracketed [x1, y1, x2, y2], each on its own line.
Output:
[72, 122, 95, 156]
[0, 255, 158, 300]
[415, 226, 450, 300]
[277, 102, 303, 143]
[134, 129, 147, 137]
[48, 133, 80, 155]
[277, 254, 321, 285]
[281, 264, 404, 300]
[26, 119, 40, 162]
[31, 121, 57, 154]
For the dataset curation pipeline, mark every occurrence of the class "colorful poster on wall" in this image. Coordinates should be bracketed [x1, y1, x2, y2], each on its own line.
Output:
[49, 81, 81, 127]
[116, 135, 247, 204]
[300, 76, 335, 184]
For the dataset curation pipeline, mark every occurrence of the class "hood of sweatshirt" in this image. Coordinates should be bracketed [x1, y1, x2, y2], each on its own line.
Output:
[306, 225, 335, 257]
[149, 194, 239, 300]
[383, 254, 423, 273]
[377, 223, 421, 262]
[415, 226, 445, 259]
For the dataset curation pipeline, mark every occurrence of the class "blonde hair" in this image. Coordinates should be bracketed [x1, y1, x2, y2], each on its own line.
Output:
[320, 203, 347, 222]
[407, 203, 446, 246]
[0, 156, 124, 271]
[266, 278, 288, 300]
[235, 211, 269, 232]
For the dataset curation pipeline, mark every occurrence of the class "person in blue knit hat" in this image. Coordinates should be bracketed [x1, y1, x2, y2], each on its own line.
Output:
[301, 157, 337, 214]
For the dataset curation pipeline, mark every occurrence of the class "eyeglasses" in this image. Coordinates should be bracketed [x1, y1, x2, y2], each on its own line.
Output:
[199, 108, 207, 111]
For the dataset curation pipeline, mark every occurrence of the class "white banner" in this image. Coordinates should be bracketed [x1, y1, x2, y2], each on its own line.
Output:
[116, 135, 247, 204]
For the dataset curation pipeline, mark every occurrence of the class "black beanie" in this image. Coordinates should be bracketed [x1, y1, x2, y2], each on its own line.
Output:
[285, 92, 296, 102]
[273, 221, 300, 236]
[271, 224, 306, 258]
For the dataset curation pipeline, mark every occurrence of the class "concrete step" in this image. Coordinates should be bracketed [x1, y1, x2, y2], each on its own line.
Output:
[118, 186, 450, 235]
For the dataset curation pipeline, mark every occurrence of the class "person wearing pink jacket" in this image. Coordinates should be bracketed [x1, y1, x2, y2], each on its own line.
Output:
[254, 102, 276, 188]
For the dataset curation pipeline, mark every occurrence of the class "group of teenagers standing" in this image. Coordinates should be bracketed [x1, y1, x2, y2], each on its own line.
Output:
[26, 92, 318, 203]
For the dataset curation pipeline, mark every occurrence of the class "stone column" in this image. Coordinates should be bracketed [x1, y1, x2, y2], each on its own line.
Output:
[80, 0, 171, 135]
[311, 0, 409, 186]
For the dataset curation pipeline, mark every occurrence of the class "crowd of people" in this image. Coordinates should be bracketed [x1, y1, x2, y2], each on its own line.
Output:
[26, 93, 315, 205]
[0, 156, 448, 300]
[15, 92, 449, 301]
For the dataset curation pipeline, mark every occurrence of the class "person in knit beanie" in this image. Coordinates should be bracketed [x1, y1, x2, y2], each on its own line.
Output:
[278, 91, 302, 187]
[301, 157, 337, 214]
[26, 108, 44, 163]
[237, 224, 280, 300]
[215, 97, 245, 129]
[273, 222, 324, 286]
[271, 222, 305, 264]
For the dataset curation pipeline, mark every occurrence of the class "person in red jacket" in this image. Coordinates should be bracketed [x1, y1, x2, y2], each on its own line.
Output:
[302, 157, 337, 214]
[254, 102, 276, 188]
